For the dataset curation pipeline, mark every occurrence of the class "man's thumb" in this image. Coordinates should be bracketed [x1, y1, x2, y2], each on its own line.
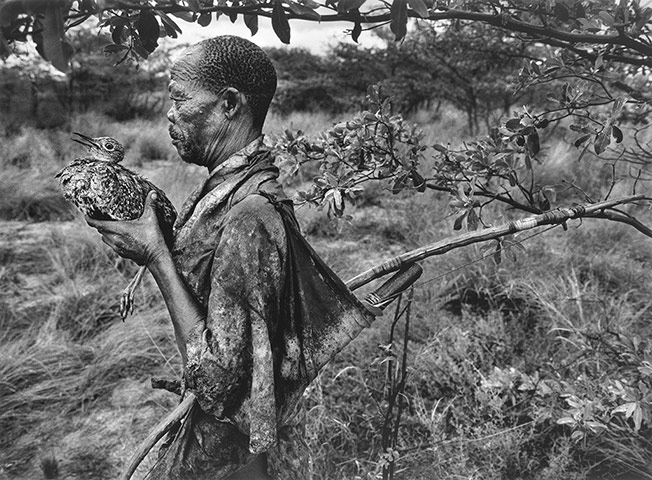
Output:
[144, 190, 159, 216]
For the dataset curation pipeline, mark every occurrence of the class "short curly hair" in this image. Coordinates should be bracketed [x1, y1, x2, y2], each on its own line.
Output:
[173, 35, 277, 130]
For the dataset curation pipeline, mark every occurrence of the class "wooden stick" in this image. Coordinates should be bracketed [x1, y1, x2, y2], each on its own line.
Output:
[346, 195, 648, 291]
[120, 393, 196, 480]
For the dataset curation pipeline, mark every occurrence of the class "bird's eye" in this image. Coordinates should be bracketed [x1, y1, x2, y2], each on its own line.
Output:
[105, 143, 115, 151]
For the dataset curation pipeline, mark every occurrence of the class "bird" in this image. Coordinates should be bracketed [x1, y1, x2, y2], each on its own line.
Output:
[56, 132, 177, 319]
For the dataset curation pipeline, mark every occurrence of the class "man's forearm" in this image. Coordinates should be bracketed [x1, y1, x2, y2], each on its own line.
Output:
[148, 248, 206, 365]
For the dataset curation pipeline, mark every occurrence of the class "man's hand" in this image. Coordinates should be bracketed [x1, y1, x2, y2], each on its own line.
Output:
[86, 190, 168, 266]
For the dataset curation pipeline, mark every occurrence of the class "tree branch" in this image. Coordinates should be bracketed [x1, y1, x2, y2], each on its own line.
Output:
[346, 195, 651, 290]
[60, 2, 652, 66]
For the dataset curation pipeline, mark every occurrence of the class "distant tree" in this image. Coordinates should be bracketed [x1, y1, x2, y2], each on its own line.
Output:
[403, 22, 542, 133]
[328, 23, 537, 132]
[67, 27, 170, 120]
[266, 47, 350, 114]
[2, 0, 651, 155]
[4, 2, 652, 477]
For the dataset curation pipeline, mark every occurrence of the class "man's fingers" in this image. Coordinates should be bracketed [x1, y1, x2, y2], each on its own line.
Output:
[143, 190, 159, 218]
[86, 215, 107, 228]
[101, 235, 116, 249]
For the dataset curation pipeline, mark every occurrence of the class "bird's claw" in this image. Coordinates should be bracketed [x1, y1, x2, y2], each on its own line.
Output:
[119, 287, 136, 320]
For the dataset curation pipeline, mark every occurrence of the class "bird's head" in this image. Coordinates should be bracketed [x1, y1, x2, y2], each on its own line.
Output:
[72, 132, 125, 163]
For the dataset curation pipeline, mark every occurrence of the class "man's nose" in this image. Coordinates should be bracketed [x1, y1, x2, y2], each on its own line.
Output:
[166, 107, 175, 123]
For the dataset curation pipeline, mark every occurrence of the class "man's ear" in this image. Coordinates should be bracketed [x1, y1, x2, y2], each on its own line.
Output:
[222, 87, 246, 119]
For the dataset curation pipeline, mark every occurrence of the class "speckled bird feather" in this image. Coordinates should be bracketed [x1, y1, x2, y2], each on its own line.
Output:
[56, 158, 177, 244]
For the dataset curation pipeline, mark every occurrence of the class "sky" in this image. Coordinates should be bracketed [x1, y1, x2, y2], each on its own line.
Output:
[167, 15, 383, 55]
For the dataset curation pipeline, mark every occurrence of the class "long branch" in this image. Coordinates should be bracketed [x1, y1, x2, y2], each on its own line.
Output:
[346, 195, 650, 290]
[64, 3, 652, 64]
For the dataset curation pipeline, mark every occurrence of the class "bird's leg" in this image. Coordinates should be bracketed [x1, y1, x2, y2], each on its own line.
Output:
[120, 264, 147, 320]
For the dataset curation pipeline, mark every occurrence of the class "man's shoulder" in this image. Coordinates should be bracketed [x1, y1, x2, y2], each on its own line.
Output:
[224, 194, 287, 237]
[229, 193, 277, 216]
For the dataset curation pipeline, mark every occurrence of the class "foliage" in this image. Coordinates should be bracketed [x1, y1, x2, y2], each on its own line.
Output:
[266, 47, 355, 115]
[2, 0, 652, 72]
[271, 85, 651, 240]
[3, 0, 652, 478]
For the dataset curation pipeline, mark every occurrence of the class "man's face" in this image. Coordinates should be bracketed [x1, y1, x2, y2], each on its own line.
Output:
[167, 53, 225, 166]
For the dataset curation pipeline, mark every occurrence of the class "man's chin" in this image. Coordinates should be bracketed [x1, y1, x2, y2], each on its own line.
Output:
[174, 144, 202, 166]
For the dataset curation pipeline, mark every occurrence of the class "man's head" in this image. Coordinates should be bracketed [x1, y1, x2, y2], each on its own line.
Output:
[167, 36, 277, 169]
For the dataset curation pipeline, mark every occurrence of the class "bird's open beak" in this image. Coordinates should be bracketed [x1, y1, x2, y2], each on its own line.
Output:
[71, 132, 100, 149]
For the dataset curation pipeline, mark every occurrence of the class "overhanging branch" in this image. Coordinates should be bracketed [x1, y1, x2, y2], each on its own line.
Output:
[60, 2, 652, 66]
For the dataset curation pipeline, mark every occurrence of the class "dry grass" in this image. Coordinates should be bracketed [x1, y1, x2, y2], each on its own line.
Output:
[0, 221, 180, 478]
[2, 110, 652, 479]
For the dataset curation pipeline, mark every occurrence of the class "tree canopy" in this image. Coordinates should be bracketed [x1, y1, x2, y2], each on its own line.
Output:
[1, 0, 652, 72]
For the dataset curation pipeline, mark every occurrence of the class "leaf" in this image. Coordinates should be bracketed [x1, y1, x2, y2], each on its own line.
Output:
[111, 23, 124, 44]
[530, 60, 541, 75]
[411, 170, 426, 192]
[352, 19, 362, 42]
[467, 208, 479, 231]
[197, 12, 212, 26]
[288, 2, 321, 20]
[554, 2, 569, 21]
[526, 130, 540, 156]
[453, 212, 467, 231]
[537, 118, 550, 129]
[161, 21, 178, 38]
[390, 0, 408, 41]
[612, 125, 624, 143]
[594, 128, 611, 155]
[332, 189, 344, 216]
[272, 0, 291, 44]
[577, 17, 601, 32]
[391, 174, 410, 194]
[186, 0, 201, 12]
[407, 0, 428, 18]
[337, 0, 367, 13]
[103, 43, 128, 54]
[0, 30, 9, 60]
[493, 242, 502, 265]
[171, 10, 194, 22]
[612, 96, 626, 116]
[433, 144, 447, 153]
[137, 10, 159, 53]
[110, 15, 130, 27]
[244, 14, 259, 35]
[573, 134, 590, 148]
[157, 11, 183, 35]
[132, 39, 150, 59]
[505, 118, 521, 130]
[598, 10, 615, 26]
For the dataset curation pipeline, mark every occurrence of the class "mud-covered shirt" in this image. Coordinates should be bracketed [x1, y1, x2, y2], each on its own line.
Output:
[152, 138, 374, 478]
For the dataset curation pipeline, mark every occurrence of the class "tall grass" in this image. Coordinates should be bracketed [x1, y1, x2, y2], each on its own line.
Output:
[2, 110, 652, 479]
[0, 222, 180, 478]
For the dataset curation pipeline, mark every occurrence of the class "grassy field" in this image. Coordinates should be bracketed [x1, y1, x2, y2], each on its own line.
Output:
[1, 109, 652, 480]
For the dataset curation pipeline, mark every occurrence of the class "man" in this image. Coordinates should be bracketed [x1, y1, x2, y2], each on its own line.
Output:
[86, 36, 375, 479]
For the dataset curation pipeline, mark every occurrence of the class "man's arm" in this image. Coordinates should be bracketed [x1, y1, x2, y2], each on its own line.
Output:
[86, 191, 204, 364]
[146, 247, 205, 363]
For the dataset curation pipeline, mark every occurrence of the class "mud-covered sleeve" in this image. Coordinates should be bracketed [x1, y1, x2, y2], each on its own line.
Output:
[183, 195, 286, 447]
